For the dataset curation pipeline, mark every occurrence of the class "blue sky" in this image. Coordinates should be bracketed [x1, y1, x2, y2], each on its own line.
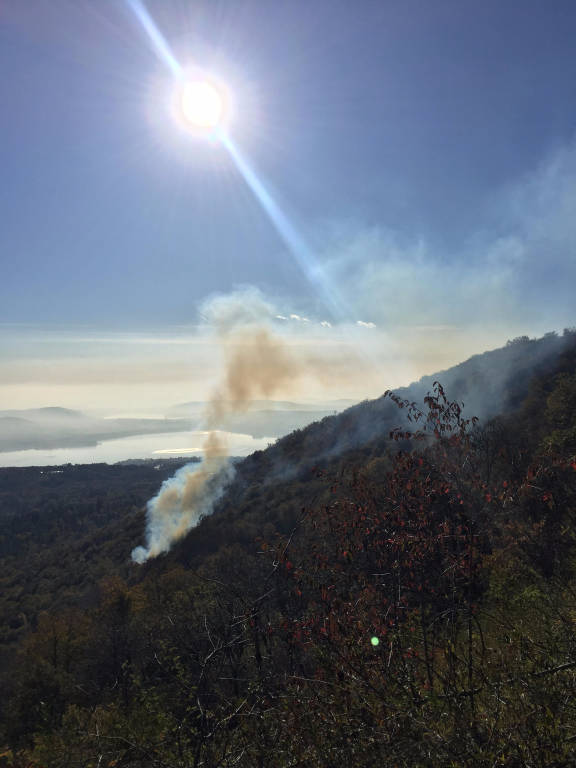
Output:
[1, 0, 576, 410]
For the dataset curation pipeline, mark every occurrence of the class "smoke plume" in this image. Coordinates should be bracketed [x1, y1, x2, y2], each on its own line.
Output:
[131, 291, 302, 563]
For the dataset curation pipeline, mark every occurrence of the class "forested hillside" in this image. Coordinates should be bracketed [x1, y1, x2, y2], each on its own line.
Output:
[2, 331, 576, 766]
[0, 462, 191, 651]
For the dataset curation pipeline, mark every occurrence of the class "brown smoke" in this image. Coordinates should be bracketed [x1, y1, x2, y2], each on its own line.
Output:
[206, 327, 301, 427]
[132, 320, 303, 563]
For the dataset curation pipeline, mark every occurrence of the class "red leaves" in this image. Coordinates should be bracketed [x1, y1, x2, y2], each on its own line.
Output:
[267, 382, 491, 695]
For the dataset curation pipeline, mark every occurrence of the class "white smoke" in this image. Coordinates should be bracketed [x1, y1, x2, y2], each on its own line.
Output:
[131, 431, 233, 564]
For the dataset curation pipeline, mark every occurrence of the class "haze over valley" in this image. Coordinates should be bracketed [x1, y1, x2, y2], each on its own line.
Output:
[0, 399, 353, 466]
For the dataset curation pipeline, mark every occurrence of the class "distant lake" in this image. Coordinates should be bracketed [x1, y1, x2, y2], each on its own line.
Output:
[0, 430, 276, 467]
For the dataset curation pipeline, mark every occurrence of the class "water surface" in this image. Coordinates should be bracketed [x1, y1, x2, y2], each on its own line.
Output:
[0, 430, 275, 467]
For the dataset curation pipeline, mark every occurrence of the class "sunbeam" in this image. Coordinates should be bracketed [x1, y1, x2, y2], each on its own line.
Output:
[219, 131, 351, 323]
[125, 0, 182, 78]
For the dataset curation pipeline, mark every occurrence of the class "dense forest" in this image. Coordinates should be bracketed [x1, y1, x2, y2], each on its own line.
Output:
[2, 330, 576, 766]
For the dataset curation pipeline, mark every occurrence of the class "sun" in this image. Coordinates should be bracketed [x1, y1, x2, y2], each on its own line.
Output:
[178, 79, 228, 132]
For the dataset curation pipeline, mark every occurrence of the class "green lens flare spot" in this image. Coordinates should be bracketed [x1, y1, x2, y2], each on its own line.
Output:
[370, 636, 380, 647]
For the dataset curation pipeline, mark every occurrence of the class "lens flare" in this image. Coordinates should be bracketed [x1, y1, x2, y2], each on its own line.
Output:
[180, 80, 227, 131]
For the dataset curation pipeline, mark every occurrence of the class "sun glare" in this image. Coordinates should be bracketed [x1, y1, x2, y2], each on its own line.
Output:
[179, 79, 227, 132]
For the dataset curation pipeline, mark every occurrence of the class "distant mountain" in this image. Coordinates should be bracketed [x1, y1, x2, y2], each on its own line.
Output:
[0, 407, 85, 421]
[0, 416, 33, 425]
[0, 401, 354, 454]
[0, 409, 190, 453]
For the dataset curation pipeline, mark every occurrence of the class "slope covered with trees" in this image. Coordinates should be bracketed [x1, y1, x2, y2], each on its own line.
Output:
[2, 331, 576, 766]
[0, 461, 190, 652]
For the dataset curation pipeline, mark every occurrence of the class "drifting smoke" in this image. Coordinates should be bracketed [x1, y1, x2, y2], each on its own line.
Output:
[132, 290, 302, 563]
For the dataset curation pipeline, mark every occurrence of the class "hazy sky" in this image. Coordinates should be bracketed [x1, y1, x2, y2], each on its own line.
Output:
[2, 0, 576, 411]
